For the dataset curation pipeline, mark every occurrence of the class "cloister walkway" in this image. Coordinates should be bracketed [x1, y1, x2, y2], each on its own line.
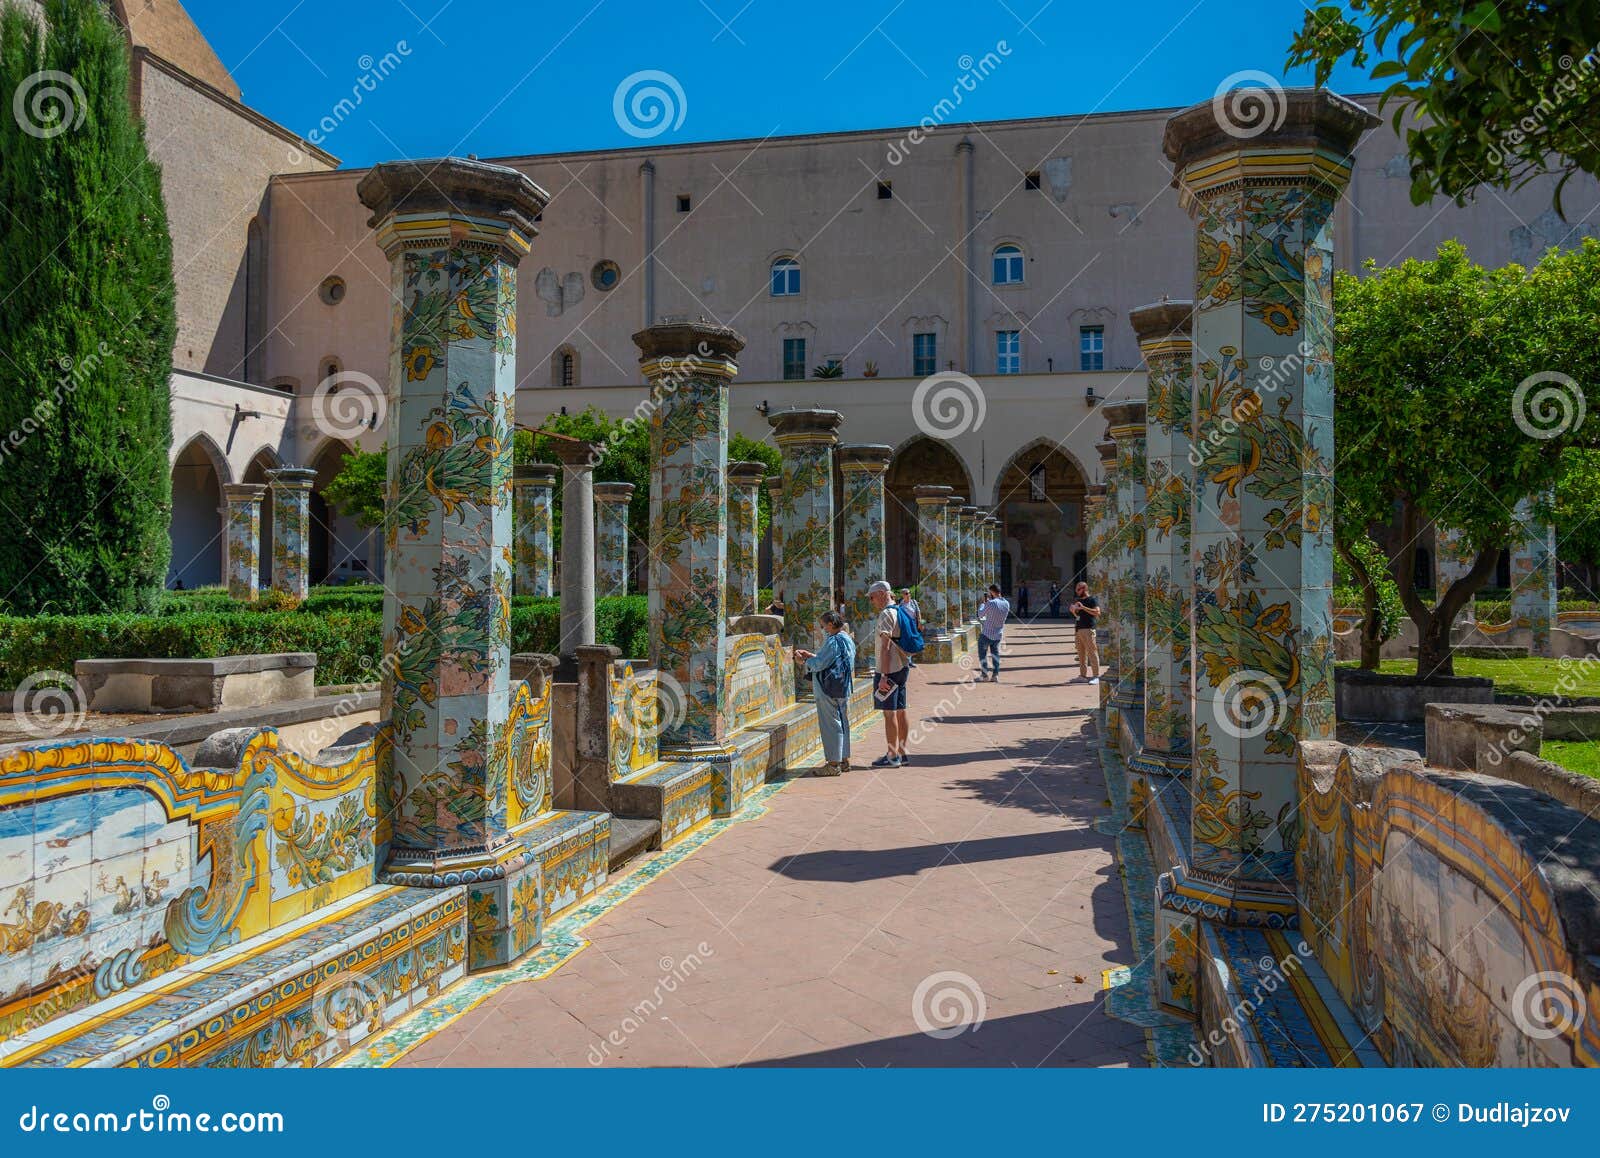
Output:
[400, 620, 1146, 1067]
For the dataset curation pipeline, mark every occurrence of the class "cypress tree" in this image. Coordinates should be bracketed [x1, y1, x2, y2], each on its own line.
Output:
[0, 0, 176, 614]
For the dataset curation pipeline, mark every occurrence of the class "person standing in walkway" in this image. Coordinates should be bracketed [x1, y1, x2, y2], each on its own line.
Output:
[1017, 581, 1031, 618]
[794, 610, 856, 776]
[897, 587, 921, 626]
[1048, 582, 1062, 619]
[1069, 580, 1102, 683]
[867, 579, 910, 767]
[976, 584, 1011, 682]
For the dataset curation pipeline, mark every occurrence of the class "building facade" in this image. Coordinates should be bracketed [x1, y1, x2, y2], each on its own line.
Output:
[122, 2, 1600, 592]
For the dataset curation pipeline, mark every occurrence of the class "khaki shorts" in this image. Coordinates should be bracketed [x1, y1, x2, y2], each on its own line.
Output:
[1075, 628, 1100, 671]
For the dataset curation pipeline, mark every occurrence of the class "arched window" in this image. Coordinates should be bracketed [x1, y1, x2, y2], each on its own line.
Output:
[992, 243, 1024, 286]
[552, 345, 579, 388]
[770, 256, 801, 297]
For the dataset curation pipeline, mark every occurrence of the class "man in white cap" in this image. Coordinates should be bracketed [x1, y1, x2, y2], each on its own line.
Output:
[866, 579, 910, 767]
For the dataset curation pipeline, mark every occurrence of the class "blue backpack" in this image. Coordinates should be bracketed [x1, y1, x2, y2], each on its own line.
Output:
[892, 604, 926, 655]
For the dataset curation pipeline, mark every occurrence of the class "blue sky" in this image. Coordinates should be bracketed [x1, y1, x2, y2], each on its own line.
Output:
[183, 0, 1385, 168]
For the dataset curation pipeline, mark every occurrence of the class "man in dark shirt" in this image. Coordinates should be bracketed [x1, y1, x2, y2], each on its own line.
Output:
[1069, 580, 1102, 684]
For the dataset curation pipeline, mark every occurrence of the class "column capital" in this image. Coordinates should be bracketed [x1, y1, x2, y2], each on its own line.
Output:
[764, 476, 783, 497]
[1129, 299, 1193, 347]
[222, 482, 268, 503]
[767, 407, 843, 446]
[1162, 87, 1378, 207]
[264, 467, 317, 490]
[593, 481, 636, 503]
[959, 504, 981, 520]
[913, 484, 952, 506]
[634, 318, 745, 379]
[1095, 440, 1118, 470]
[513, 463, 560, 487]
[944, 494, 967, 509]
[836, 443, 894, 473]
[548, 438, 601, 468]
[357, 157, 549, 263]
[728, 460, 769, 487]
[1103, 402, 1147, 439]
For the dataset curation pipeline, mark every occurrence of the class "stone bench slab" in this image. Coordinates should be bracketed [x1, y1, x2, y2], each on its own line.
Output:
[76, 653, 317, 714]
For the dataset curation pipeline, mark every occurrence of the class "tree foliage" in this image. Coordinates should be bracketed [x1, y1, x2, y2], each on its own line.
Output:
[1333, 238, 1600, 673]
[320, 444, 387, 530]
[1554, 448, 1600, 595]
[1288, 2, 1600, 213]
[0, 0, 177, 614]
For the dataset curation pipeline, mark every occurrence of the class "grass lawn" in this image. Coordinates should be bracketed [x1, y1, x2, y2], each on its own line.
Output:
[1538, 740, 1600, 781]
[1339, 657, 1600, 699]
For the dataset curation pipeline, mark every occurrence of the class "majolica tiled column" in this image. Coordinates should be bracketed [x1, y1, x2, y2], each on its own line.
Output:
[1104, 403, 1147, 714]
[265, 467, 315, 600]
[727, 461, 767, 619]
[594, 481, 634, 599]
[765, 476, 784, 601]
[1095, 440, 1122, 713]
[1166, 90, 1375, 922]
[222, 483, 267, 602]
[944, 495, 969, 632]
[1131, 302, 1194, 778]
[960, 506, 982, 619]
[1085, 486, 1108, 593]
[838, 444, 893, 669]
[554, 440, 600, 660]
[914, 485, 953, 636]
[768, 408, 843, 650]
[989, 516, 1002, 586]
[639, 320, 745, 751]
[358, 158, 547, 969]
[1434, 524, 1476, 624]
[513, 464, 557, 598]
[1511, 496, 1557, 657]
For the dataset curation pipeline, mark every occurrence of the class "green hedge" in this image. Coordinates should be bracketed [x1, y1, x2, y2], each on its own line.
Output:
[0, 595, 653, 690]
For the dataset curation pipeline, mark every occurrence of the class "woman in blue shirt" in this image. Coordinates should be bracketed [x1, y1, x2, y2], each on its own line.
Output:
[793, 610, 856, 776]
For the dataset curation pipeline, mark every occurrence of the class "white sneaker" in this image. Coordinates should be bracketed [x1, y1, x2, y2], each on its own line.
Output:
[1088, 677, 1099, 685]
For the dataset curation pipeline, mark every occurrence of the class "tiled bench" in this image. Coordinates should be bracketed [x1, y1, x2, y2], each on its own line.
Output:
[515, 808, 611, 920]
[611, 762, 714, 847]
[4, 885, 467, 1069]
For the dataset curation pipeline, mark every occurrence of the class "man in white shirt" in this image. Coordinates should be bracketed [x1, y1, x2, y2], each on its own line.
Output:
[976, 584, 1011, 682]
[867, 580, 910, 767]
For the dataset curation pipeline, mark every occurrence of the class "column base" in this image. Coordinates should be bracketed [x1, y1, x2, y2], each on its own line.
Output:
[1157, 865, 1299, 930]
[380, 840, 543, 971]
[1127, 747, 1191, 778]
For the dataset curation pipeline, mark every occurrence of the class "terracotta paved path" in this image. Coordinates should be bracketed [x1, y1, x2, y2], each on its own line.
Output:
[402, 620, 1145, 1067]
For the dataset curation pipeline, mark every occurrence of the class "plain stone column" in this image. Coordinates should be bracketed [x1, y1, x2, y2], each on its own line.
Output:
[768, 408, 843, 649]
[553, 440, 600, 661]
[1131, 301, 1194, 777]
[1095, 439, 1122, 709]
[593, 481, 634, 598]
[1104, 405, 1146, 714]
[638, 320, 746, 751]
[358, 157, 547, 969]
[513, 464, 557, 598]
[1166, 89, 1375, 917]
[222, 482, 267, 602]
[914, 485, 954, 636]
[265, 467, 315, 601]
[1511, 496, 1558, 657]
[1434, 524, 1476, 624]
[726, 461, 767, 620]
[838, 444, 893, 668]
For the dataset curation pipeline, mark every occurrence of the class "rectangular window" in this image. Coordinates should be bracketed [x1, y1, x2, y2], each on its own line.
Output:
[676, 194, 691, 213]
[996, 330, 1020, 376]
[876, 181, 893, 200]
[1024, 171, 1041, 190]
[912, 332, 937, 377]
[782, 338, 806, 381]
[1079, 325, 1105, 371]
